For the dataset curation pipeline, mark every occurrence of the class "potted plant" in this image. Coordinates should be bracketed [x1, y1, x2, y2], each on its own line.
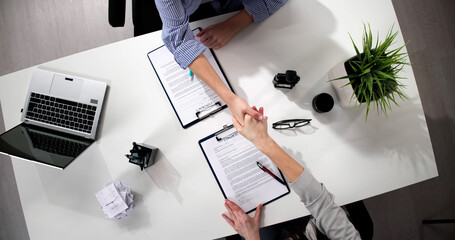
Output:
[329, 24, 409, 120]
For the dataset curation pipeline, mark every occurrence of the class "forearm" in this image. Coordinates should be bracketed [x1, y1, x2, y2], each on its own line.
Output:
[258, 136, 360, 238]
[243, 0, 288, 23]
[245, 232, 260, 240]
[256, 137, 304, 182]
[226, 9, 253, 33]
[186, 11, 252, 104]
[197, 9, 253, 50]
[188, 54, 236, 104]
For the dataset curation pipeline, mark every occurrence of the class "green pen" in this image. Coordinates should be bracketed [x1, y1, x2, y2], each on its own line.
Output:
[189, 69, 194, 80]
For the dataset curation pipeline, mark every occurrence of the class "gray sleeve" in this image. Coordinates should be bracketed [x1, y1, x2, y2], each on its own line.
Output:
[290, 170, 361, 240]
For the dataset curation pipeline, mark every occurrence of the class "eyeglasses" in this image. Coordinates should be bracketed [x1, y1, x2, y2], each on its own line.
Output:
[272, 119, 312, 130]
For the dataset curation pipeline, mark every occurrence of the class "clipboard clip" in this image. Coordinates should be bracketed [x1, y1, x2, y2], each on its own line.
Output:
[196, 101, 223, 120]
[215, 124, 237, 141]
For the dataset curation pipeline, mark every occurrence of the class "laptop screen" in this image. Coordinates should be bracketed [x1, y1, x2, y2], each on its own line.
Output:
[0, 124, 93, 169]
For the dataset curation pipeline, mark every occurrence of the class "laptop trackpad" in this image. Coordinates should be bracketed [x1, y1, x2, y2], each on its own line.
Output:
[50, 74, 82, 99]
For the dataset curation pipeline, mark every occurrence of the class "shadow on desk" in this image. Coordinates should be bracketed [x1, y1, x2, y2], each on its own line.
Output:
[282, 146, 308, 171]
[36, 143, 112, 218]
[36, 143, 152, 231]
[116, 191, 151, 232]
[145, 151, 183, 204]
[218, 0, 340, 107]
[332, 96, 432, 166]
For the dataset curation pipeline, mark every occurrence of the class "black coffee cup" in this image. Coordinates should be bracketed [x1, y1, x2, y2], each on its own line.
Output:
[312, 93, 334, 113]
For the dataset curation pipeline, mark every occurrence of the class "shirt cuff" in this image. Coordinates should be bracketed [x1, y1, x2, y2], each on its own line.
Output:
[172, 39, 207, 69]
[290, 170, 324, 205]
[243, 0, 288, 24]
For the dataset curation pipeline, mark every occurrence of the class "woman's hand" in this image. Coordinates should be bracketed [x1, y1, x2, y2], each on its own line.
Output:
[222, 199, 262, 240]
[227, 96, 263, 126]
[232, 106, 271, 149]
[196, 9, 253, 50]
[197, 21, 236, 50]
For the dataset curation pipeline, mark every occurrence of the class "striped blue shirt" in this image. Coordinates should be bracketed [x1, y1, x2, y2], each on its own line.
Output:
[155, 0, 288, 69]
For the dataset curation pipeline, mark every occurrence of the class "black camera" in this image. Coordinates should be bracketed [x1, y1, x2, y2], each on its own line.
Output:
[273, 70, 300, 89]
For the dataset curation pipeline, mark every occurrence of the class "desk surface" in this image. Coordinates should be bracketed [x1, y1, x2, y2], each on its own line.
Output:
[0, 0, 437, 239]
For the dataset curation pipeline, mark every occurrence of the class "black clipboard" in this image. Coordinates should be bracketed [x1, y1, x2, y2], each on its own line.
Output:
[198, 124, 290, 214]
[147, 28, 235, 129]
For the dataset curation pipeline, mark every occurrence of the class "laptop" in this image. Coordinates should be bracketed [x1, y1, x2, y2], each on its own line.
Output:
[0, 68, 107, 169]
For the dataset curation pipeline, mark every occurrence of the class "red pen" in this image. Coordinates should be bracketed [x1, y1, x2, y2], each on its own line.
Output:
[256, 162, 286, 185]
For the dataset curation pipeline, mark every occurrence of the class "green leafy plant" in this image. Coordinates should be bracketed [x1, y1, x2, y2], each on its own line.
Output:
[332, 23, 409, 119]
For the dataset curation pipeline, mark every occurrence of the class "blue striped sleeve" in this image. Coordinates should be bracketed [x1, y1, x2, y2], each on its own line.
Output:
[155, 0, 206, 69]
[242, 0, 288, 23]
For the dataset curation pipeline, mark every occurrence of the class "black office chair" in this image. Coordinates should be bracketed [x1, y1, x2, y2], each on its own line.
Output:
[225, 200, 374, 240]
[108, 0, 241, 37]
[108, 0, 162, 36]
[422, 219, 455, 224]
[285, 201, 374, 240]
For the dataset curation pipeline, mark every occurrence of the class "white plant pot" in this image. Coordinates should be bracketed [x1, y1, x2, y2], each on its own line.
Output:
[328, 61, 358, 108]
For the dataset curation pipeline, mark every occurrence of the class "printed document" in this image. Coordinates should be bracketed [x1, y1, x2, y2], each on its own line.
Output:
[200, 127, 290, 213]
[147, 29, 231, 127]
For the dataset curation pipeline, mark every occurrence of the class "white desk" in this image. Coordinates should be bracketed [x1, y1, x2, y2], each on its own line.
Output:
[0, 0, 438, 239]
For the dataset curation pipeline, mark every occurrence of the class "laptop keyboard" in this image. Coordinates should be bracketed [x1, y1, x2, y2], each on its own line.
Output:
[28, 130, 87, 157]
[25, 92, 97, 133]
